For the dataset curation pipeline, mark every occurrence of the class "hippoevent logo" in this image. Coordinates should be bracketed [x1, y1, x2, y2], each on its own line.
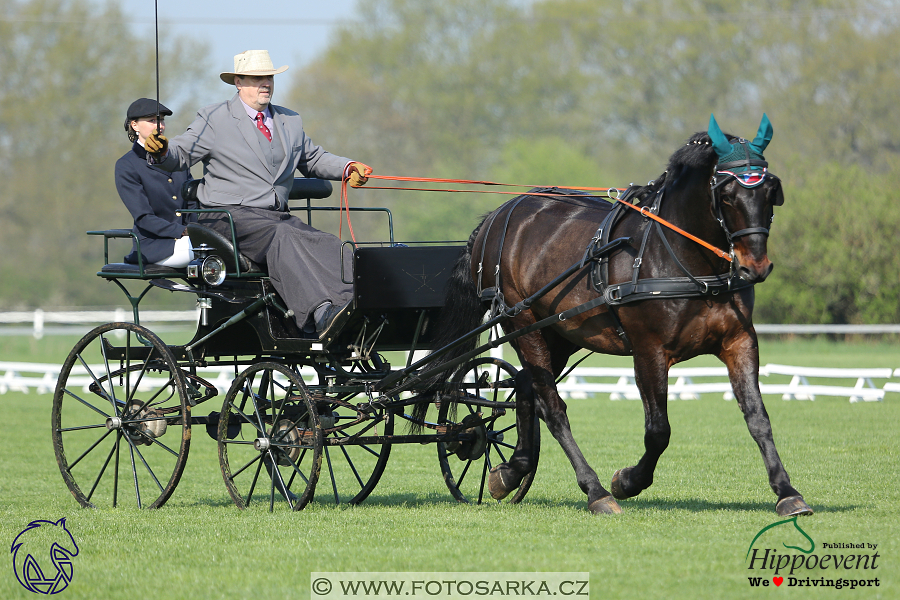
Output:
[745, 516, 881, 590]
[10, 518, 79, 594]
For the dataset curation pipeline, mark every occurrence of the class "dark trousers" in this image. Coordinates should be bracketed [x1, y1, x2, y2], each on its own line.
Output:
[201, 206, 353, 327]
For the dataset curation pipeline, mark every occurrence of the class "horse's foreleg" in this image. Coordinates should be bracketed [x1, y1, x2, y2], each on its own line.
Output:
[722, 335, 813, 516]
[610, 351, 671, 500]
[488, 369, 537, 500]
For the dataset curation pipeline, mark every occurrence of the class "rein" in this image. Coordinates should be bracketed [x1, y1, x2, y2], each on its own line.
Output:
[339, 173, 734, 261]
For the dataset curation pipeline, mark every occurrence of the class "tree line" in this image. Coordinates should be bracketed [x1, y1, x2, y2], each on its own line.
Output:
[1, 0, 898, 324]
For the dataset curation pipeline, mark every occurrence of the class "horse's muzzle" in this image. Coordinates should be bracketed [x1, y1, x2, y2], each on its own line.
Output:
[735, 255, 774, 283]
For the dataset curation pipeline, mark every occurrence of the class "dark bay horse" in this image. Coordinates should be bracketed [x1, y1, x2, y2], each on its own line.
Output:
[428, 115, 812, 516]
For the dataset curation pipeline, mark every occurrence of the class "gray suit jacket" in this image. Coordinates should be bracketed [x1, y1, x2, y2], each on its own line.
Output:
[159, 94, 350, 209]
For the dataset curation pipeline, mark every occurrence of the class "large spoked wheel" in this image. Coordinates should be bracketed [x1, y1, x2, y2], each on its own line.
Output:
[52, 322, 190, 509]
[218, 362, 323, 511]
[316, 394, 393, 506]
[437, 358, 540, 504]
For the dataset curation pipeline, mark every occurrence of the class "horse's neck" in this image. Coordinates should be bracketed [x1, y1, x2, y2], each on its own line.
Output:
[660, 177, 723, 242]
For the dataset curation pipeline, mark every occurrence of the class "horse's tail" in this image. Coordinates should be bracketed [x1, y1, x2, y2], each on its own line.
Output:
[409, 217, 489, 427]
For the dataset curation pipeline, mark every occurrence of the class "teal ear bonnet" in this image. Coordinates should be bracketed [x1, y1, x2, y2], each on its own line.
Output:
[708, 114, 772, 174]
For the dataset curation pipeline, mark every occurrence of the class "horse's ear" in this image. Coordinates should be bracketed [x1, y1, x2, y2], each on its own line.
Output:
[708, 114, 733, 159]
[767, 175, 784, 206]
[750, 113, 773, 154]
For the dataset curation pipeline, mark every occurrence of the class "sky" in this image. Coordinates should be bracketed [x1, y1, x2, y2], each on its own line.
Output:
[127, 0, 357, 98]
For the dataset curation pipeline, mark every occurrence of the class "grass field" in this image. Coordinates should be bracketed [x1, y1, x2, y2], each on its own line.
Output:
[0, 335, 897, 599]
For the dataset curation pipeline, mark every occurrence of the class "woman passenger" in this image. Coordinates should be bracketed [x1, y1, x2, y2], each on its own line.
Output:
[115, 98, 194, 267]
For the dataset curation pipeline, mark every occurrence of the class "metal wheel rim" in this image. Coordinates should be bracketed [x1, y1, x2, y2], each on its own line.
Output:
[51, 322, 189, 509]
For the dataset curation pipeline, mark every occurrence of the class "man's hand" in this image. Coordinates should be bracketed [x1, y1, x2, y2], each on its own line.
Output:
[346, 162, 372, 188]
[146, 130, 168, 157]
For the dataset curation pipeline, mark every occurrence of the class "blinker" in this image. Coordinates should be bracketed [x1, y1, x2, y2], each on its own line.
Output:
[716, 168, 767, 188]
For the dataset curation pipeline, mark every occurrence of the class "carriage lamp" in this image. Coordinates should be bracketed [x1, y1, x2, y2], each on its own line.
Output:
[187, 244, 227, 286]
[201, 255, 226, 286]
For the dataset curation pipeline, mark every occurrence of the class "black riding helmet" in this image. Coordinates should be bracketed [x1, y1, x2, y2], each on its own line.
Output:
[123, 98, 172, 143]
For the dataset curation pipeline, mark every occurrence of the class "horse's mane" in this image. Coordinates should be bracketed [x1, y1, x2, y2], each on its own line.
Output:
[626, 130, 739, 203]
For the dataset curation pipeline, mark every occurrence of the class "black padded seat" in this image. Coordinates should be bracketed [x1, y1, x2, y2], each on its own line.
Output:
[100, 263, 186, 278]
[186, 223, 264, 274]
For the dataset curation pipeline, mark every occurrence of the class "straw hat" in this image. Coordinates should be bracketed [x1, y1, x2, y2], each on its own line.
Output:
[220, 50, 288, 84]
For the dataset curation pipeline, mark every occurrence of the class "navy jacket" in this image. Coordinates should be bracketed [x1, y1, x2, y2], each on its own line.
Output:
[115, 142, 194, 264]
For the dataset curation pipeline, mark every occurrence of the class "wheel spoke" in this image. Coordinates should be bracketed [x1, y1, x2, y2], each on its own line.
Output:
[338, 444, 365, 489]
[478, 455, 489, 504]
[85, 435, 118, 502]
[76, 354, 117, 414]
[230, 452, 264, 480]
[324, 446, 340, 504]
[244, 454, 265, 507]
[62, 387, 110, 419]
[67, 429, 114, 470]
[127, 438, 142, 509]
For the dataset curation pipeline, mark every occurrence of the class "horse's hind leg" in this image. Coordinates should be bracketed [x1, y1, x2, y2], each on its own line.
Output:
[722, 332, 812, 516]
[610, 349, 672, 500]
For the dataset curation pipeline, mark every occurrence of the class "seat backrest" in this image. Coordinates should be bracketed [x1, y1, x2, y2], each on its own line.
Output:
[289, 178, 333, 200]
[186, 223, 262, 273]
[182, 178, 332, 203]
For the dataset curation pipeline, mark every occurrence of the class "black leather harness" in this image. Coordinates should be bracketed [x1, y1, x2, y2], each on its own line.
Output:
[472, 177, 761, 354]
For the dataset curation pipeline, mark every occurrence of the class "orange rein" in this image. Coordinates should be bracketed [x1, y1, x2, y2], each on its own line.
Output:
[339, 173, 732, 262]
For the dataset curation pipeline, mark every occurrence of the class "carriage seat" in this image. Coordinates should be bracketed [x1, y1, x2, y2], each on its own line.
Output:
[99, 261, 186, 278]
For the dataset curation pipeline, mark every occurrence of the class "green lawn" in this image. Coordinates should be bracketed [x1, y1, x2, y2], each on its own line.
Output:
[0, 336, 897, 599]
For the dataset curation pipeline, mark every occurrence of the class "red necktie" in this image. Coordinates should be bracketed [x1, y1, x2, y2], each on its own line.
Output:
[255, 112, 271, 142]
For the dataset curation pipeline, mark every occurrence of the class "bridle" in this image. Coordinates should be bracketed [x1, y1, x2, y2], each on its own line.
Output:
[709, 139, 776, 246]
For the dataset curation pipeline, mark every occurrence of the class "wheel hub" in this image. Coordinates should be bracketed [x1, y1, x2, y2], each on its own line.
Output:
[125, 400, 167, 446]
[271, 420, 302, 466]
[448, 413, 488, 461]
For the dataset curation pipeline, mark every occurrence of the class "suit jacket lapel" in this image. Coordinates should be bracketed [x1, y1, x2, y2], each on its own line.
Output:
[270, 105, 293, 180]
[228, 95, 269, 172]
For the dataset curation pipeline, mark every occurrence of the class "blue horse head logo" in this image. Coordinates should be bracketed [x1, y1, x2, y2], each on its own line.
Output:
[11, 518, 79, 594]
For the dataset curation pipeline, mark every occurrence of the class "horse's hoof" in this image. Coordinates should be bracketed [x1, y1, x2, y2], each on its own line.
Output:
[611, 469, 628, 500]
[488, 466, 512, 500]
[588, 495, 623, 515]
[776, 495, 813, 517]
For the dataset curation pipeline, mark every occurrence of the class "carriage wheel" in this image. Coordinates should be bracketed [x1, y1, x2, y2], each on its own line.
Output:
[218, 362, 323, 511]
[316, 396, 393, 506]
[437, 357, 540, 504]
[52, 322, 190, 509]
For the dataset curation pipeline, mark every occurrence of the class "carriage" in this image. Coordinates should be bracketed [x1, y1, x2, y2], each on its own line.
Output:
[52, 177, 540, 511]
[52, 116, 813, 516]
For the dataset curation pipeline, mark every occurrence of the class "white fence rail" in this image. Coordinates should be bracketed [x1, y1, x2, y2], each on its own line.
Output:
[3, 361, 896, 403]
[3, 310, 900, 339]
[0, 309, 200, 339]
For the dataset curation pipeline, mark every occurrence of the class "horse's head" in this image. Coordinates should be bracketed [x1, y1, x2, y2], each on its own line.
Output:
[708, 114, 784, 283]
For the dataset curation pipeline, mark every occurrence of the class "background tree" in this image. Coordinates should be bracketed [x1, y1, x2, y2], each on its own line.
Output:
[0, 0, 212, 308]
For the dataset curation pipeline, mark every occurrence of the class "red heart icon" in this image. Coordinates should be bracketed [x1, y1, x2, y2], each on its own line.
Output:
[773, 577, 783, 586]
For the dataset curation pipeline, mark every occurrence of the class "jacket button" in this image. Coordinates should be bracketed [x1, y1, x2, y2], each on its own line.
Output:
[168, 178, 173, 183]
[172, 195, 177, 200]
